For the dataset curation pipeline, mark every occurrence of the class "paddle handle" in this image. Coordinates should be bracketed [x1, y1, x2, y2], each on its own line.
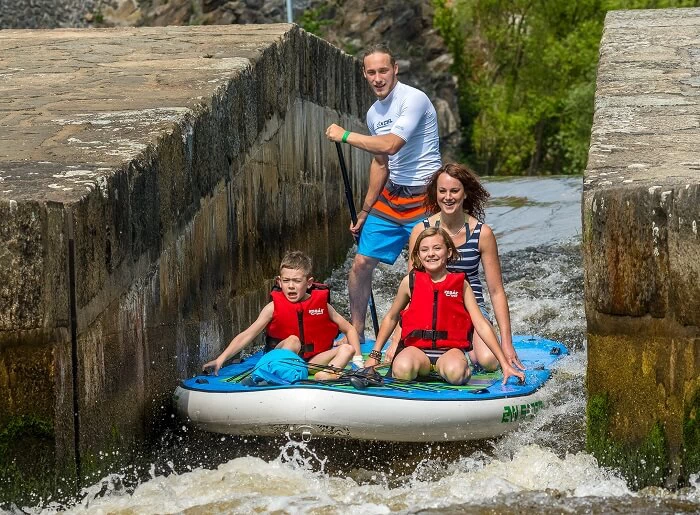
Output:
[335, 143, 380, 337]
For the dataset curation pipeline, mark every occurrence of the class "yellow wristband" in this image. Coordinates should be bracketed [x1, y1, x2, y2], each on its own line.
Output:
[342, 130, 351, 143]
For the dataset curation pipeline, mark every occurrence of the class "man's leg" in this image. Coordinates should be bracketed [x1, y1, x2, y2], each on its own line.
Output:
[348, 253, 379, 341]
[352, 213, 414, 339]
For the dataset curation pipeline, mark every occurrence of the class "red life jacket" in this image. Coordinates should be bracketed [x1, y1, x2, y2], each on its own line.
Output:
[400, 270, 473, 351]
[266, 284, 339, 359]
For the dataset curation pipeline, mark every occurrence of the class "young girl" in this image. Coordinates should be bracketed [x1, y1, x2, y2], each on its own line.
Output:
[364, 227, 524, 385]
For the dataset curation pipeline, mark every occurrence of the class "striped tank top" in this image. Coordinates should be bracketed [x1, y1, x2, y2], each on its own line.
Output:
[423, 219, 485, 306]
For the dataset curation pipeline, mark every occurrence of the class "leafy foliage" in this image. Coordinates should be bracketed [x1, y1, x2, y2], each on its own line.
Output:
[434, 0, 700, 175]
[299, 6, 333, 37]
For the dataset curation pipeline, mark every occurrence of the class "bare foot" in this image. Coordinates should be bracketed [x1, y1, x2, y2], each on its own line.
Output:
[314, 370, 341, 381]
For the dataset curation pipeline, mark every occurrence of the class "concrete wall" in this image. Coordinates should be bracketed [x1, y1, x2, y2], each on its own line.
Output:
[584, 8, 700, 488]
[0, 25, 371, 499]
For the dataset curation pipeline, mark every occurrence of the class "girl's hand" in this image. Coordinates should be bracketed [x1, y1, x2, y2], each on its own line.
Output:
[503, 344, 525, 371]
[364, 357, 379, 368]
[501, 364, 525, 385]
[385, 339, 399, 363]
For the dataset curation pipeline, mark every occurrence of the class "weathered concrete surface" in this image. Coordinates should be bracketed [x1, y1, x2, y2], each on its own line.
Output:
[584, 8, 700, 487]
[0, 24, 371, 499]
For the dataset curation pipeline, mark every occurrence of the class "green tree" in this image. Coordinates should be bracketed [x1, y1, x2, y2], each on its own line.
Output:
[435, 0, 700, 175]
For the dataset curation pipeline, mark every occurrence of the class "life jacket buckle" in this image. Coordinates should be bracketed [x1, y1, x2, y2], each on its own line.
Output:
[408, 329, 448, 341]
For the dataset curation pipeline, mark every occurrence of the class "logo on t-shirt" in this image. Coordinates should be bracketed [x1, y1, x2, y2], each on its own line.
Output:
[444, 290, 459, 298]
[375, 118, 393, 129]
[308, 308, 325, 315]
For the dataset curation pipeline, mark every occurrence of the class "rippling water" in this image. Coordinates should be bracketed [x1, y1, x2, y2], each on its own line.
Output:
[10, 177, 700, 514]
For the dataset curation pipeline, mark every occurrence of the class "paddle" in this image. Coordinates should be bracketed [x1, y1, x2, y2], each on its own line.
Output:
[304, 361, 385, 389]
[335, 142, 380, 337]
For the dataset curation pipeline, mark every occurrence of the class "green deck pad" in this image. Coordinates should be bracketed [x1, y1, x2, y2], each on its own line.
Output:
[222, 360, 503, 392]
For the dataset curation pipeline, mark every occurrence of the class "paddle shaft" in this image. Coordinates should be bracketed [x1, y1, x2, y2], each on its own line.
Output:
[335, 142, 380, 337]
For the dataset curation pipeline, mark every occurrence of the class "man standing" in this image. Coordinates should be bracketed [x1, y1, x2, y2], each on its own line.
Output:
[326, 44, 441, 340]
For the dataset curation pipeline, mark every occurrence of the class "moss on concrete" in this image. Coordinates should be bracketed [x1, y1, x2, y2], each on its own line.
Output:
[587, 392, 669, 489]
[682, 389, 700, 484]
[0, 415, 66, 506]
[78, 423, 148, 491]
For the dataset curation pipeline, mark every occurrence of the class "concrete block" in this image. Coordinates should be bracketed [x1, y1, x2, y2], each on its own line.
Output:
[0, 24, 372, 500]
[584, 8, 700, 486]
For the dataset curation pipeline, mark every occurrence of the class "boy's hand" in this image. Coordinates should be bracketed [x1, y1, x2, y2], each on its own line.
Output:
[203, 358, 223, 376]
[501, 364, 525, 385]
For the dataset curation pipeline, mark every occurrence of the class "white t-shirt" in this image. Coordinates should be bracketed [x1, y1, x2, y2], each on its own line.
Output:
[366, 82, 442, 186]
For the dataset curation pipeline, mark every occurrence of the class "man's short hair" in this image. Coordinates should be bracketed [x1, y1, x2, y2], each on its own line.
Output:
[362, 44, 396, 66]
[279, 250, 313, 277]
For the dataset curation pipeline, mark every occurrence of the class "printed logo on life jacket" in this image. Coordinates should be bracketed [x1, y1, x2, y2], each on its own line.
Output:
[308, 308, 325, 316]
[375, 118, 393, 129]
[444, 290, 459, 298]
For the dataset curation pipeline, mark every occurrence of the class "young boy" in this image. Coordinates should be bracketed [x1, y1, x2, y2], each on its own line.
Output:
[203, 250, 362, 381]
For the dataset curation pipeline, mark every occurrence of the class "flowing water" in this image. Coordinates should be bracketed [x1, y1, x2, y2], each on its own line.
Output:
[9, 176, 700, 514]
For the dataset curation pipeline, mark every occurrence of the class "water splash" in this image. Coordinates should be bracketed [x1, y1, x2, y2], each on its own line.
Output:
[278, 436, 328, 472]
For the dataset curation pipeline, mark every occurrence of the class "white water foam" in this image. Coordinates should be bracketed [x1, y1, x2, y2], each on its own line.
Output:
[28, 441, 635, 514]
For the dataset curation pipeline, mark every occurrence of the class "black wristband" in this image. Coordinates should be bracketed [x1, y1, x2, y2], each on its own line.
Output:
[369, 350, 382, 361]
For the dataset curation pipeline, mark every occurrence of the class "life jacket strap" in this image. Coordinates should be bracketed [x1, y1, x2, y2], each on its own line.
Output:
[406, 329, 448, 341]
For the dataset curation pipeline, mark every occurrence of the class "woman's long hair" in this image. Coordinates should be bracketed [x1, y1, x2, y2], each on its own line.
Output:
[424, 163, 490, 221]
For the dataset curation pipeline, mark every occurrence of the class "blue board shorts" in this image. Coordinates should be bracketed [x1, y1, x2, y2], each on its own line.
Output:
[357, 214, 420, 264]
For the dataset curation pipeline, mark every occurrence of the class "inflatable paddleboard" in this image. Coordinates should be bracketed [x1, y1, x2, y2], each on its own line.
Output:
[173, 335, 567, 442]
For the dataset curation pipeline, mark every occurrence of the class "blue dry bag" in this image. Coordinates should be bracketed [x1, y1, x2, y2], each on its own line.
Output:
[250, 349, 308, 385]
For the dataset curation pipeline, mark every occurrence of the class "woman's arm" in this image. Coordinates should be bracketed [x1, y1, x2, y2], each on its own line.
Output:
[480, 224, 523, 370]
[463, 282, 524, 384]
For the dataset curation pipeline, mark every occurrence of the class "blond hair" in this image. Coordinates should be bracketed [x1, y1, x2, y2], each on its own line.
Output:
[279, 250, 313, 277]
